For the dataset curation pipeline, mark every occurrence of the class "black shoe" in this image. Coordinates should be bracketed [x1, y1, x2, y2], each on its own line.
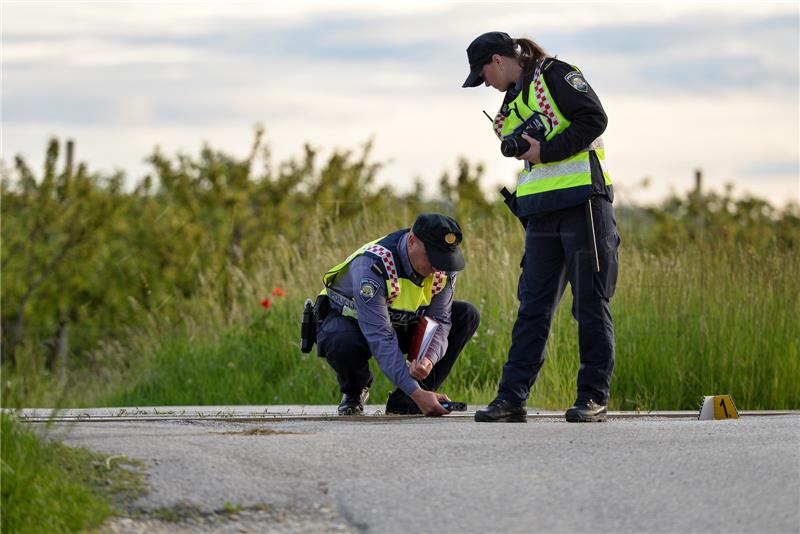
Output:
[385, 389, 422, 415]
[565, 400, 607, 422]
[474, 398, 527, 423]
[338, 388, 369, 416]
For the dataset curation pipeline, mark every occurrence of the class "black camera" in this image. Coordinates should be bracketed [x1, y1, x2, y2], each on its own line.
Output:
[500, 112, 548, 158]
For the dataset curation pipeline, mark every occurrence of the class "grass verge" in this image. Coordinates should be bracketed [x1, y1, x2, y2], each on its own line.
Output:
[0, 414, 147, 533]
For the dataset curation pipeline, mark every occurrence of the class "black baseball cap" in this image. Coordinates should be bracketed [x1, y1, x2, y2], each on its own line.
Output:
[462, 31, 515, 88]
[411, 213, 465, 272]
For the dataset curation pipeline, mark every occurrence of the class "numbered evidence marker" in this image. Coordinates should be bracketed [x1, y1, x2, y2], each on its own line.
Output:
[698, 395, 740, 420]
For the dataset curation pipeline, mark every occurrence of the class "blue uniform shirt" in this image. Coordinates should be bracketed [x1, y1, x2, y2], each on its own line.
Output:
[328, 233, 454, 396]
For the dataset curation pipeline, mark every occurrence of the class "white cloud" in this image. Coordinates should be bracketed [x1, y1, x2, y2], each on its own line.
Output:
[2, 1, 798, 208]
[3, 38, 199, 67]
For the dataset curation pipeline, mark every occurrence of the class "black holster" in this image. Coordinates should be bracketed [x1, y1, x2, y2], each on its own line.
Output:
[301, 295, 331, 354]
[300, 298, 316, 353]
[314, 294, 331, 324]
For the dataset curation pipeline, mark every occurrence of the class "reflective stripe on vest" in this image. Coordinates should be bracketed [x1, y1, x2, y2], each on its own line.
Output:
[499, 60, 611, 199]
[518, 148, 610, 196]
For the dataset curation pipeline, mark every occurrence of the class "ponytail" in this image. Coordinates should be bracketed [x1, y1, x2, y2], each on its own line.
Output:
[513, 38, 548, 75]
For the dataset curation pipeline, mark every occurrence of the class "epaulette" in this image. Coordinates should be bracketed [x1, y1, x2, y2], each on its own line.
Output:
[370, 262, 383, 276]
[543, 57, 556, 71]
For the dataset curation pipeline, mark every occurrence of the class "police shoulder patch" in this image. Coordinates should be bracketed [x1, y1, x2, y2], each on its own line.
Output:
[359, 278, 381, 303]
[564, 71, 589, 93]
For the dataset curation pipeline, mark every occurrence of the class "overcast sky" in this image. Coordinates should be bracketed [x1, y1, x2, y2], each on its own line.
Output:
[2, 1, 798, 207]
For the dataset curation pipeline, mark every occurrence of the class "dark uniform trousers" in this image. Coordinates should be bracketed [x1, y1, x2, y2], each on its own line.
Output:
[499, 197, 620, 406]
[318, 301, 481, 396]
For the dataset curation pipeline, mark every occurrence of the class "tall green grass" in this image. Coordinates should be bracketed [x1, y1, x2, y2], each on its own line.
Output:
[1, 414, 146, 533]
[95, 210, 799, 411]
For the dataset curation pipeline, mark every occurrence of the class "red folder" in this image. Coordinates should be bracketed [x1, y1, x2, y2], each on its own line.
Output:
[407, 316, 440, 362]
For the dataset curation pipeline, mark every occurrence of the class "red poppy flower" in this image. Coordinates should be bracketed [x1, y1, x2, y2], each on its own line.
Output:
[271, 287, 287, 298]
[260, 298, 271, 310]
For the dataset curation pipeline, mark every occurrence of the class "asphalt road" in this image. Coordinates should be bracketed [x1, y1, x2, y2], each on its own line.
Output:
[45, 411, 799, 533]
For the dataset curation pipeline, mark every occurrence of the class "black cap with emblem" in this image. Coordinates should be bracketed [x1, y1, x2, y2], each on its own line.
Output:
[462, 31, 516, 88]
[411, 213, 465, 272]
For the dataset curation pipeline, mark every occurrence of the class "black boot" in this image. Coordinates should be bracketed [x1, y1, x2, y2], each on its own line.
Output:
[338, 387, 370, 416]
[474, 398, 527, 423]
[565, 399, 607, 422]
[385, 388, 422, 415]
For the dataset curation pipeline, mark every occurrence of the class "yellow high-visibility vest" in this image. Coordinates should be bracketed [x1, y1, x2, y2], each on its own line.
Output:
[500, 60, 612, 214]
[321, 230, 448, 326]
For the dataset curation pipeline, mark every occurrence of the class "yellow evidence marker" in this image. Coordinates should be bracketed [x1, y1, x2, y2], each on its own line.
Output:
[698, 395, 739, 420]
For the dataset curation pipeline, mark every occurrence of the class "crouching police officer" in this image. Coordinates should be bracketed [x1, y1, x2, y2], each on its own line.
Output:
[462, 32, 620, 423]
[316, 214, 480, 416]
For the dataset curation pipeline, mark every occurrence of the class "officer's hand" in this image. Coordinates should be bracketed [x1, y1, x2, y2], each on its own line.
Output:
[410, 389, 448, 416]
[409, 357, 433, 380]
[515, 134, 542, 164]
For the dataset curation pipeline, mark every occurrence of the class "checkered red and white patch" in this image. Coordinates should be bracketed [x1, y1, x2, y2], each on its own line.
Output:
[493, 111, 506, 139]
[533, 61, 559, 128]
[365, 244, 400, 304]
[431, 271, 447, 296]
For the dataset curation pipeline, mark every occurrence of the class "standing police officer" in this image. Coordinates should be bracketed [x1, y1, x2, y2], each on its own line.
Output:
[462, 32, 620, 422]
[316, 214, 480, 416]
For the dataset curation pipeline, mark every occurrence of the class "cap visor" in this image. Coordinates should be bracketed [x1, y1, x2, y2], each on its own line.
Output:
[426, 246, 466, 272]
[462, 69, 483, 88]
